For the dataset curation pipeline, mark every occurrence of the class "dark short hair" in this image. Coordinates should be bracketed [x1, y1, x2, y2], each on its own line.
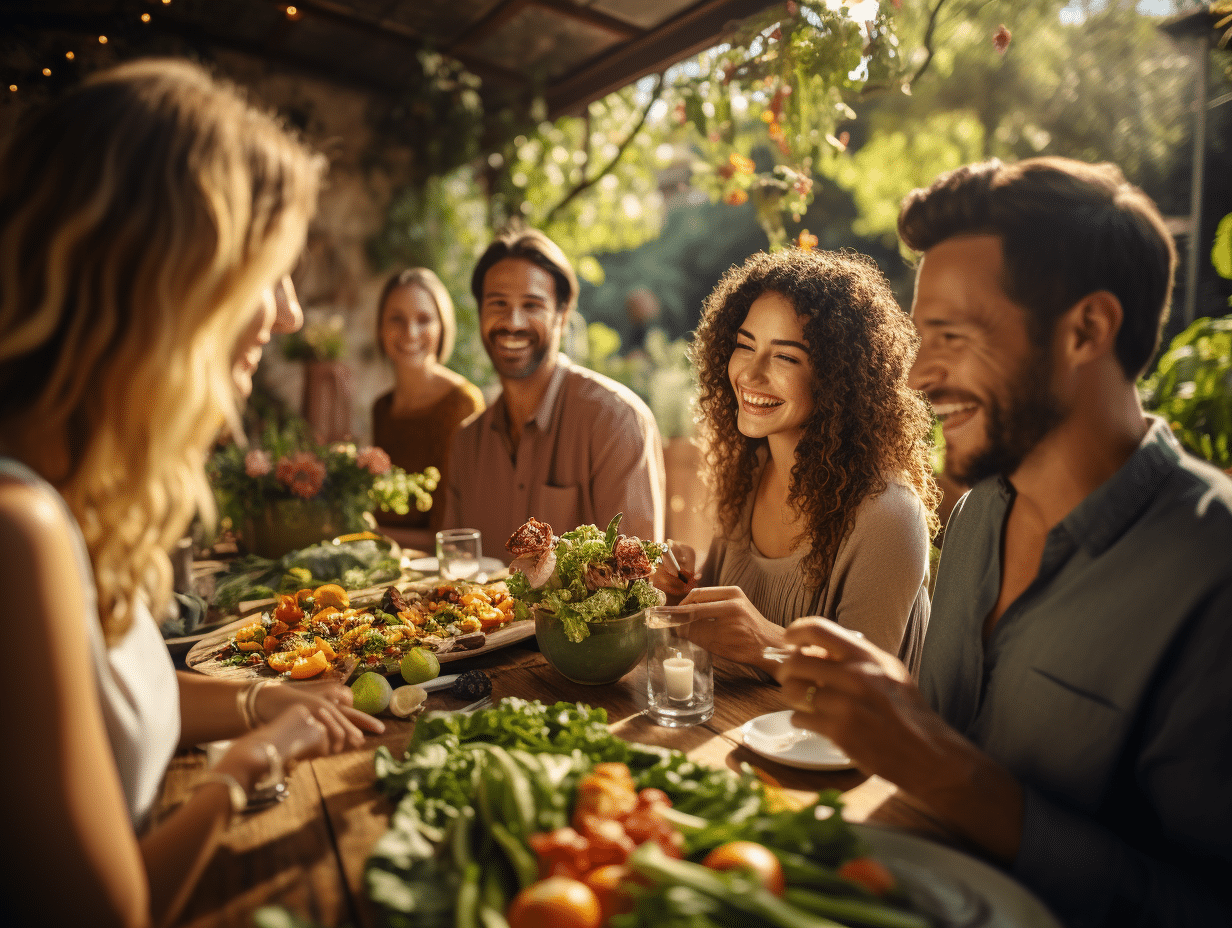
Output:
[470, 227, 578, 314]
[897, 157, 1176, 379]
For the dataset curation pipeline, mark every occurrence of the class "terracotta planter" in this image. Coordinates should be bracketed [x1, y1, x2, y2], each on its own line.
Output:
[244, 498, 345, 560]
[302, 359, 354, 445]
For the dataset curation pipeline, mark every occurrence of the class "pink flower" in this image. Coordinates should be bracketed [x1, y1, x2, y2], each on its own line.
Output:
[357, 446, 392, 475]
[245, 449, 272, 478]
[993, 25, 1012, 54]
[276, 451, 326, 499]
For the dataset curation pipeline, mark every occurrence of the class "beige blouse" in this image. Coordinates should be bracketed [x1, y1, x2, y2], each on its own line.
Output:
[701, 465, 932, 677]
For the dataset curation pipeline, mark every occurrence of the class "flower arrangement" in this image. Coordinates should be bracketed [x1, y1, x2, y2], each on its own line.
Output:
[504, 514, 665, 642]
[209, 420, 439, 538]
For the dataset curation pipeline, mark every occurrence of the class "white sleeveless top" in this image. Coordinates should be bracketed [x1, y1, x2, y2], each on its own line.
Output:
[0, 459, 181, 831]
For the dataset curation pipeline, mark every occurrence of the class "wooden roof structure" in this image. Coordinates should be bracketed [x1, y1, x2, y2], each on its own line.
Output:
[4, 0, 783, 116]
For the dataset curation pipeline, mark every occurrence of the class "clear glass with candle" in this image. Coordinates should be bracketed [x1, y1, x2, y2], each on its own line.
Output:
[645, 607, 713, 727]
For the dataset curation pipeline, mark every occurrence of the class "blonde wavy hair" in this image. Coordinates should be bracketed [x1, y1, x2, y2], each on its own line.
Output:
[0, 59, 323, 644]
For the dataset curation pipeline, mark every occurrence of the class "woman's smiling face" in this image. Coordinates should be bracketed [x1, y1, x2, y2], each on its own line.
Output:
[727, 291, 814, 443]
[380, 284, 442, 369]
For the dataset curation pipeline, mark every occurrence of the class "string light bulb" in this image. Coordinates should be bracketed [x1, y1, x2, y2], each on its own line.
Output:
[9, 85, 17, 92]
[141, 12, 151, 22]
[42, 68, 51, 76]
[285, 5, 301, 20]
[98, 35, 108, 44]
[65, 51, 75, 60]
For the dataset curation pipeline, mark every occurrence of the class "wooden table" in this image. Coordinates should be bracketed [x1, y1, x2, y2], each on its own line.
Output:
[161, 640, 955, 928]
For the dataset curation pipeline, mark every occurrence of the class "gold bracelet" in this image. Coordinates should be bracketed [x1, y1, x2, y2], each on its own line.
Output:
[237, 680, 271, 730]
[195, 772, 247, 823]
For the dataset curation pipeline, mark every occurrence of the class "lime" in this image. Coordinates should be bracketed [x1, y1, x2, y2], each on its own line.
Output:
[400, 647, 440, 685]
[350, 671, 392, 715]
[389, 684, 427, 718]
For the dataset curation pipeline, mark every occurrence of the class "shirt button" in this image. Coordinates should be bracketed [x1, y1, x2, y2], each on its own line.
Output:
[518, 484, 525, 490]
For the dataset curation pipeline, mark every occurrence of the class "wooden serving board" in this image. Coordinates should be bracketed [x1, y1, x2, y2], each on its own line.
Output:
[184, 606, 535, 683]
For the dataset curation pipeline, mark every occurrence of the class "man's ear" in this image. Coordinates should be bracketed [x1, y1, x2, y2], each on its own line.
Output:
[1060, 291, 1122, 367]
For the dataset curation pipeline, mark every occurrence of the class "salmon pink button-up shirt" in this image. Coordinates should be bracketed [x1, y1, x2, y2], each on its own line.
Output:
[443, 355, 666, 562]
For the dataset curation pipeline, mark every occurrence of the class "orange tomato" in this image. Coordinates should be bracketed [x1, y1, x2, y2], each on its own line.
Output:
[582, 865, 636, 923]
[701, 841, 786, 897]
[507, 877, 601, 928]
[289, 649, 329, 679]
[314, 635, 337, 661]
[837, 856, 896, 896]
[273, 595, 304, 626]
[313, 583, 349, 610]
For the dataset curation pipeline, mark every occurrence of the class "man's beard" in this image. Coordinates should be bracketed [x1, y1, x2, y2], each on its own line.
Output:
[484, 329, 551, 380]
[947, 349, 1065, 485]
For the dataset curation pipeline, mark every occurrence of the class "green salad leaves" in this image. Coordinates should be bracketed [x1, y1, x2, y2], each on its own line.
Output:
[505, 514, 666, 642]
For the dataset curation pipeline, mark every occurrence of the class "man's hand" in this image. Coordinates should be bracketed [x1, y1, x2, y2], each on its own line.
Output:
[775, 617, 1024, 864]
[675, 586, 786, 672]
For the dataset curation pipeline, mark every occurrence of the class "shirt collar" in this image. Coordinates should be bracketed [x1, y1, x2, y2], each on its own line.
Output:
[488, 353, 572, 437]
[1058, 415, 1182, 557]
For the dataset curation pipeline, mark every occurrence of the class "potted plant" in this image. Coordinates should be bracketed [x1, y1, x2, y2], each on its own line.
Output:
[209, 420, 439, 558]
[505, 514, 665, 684]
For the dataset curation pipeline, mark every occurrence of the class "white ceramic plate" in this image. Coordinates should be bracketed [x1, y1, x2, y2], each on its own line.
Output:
[406, 556, 507, 576]
[740, 709, 855, 770]
[854, 824, 1063, 928]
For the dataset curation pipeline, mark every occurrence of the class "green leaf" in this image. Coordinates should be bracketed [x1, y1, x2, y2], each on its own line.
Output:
[1213, 212, 1232, 281]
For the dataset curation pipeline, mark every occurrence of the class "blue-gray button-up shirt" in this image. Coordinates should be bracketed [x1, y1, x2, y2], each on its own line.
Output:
[922, 417, 1232, 927]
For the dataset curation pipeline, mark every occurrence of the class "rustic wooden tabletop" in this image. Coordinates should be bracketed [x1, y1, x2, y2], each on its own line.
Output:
[160, 639, 957, 928]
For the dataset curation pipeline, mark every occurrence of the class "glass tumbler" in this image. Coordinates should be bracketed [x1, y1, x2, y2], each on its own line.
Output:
[435, 528, 482, 581]
[645, 607, 714, 727]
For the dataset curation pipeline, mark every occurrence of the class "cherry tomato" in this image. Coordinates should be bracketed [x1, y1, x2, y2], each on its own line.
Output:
[507, 877, 601, 928]
[701, 841, 786, 897]
[528, 828, 591, 879]
[838, 856, 896, 896]
[582, 864, 636, 923]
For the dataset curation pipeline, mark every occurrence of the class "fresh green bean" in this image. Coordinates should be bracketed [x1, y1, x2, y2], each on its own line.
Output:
[785, 888, 932, 928]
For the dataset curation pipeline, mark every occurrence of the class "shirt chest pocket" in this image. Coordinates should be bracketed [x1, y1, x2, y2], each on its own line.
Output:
[535, 483, 584, 534]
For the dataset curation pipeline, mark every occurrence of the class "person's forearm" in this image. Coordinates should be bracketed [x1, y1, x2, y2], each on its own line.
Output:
[140, 784, 233, 927]
[899, 722, 1024, 865]
[176, 671, 247, 747]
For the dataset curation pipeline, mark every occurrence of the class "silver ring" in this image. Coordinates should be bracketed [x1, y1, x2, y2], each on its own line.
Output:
[804, 684, 818, 708]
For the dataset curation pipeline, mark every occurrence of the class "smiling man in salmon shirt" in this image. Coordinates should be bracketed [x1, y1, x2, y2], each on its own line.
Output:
[776, 157, 1232, 927]
[442, 228, 665, 559]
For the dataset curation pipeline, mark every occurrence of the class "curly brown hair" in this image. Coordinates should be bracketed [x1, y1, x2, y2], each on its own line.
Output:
[691, 248, 940, 589]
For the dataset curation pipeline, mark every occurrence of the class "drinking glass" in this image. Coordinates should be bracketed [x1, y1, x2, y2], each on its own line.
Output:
[645, 607, 713, 727]
[436, 528, 482, 581]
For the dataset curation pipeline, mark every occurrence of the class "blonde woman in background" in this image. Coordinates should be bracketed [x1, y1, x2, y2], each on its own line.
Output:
[0, 60, 383, 925]
[371, 268, 484, 551]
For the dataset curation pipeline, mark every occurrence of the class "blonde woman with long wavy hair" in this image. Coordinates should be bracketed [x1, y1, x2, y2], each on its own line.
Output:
[0, 60, 383, 926]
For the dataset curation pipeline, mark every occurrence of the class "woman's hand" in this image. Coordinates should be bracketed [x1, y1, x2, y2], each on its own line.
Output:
[254, 679, 384, 753]
[651, 542, 698, 605]
[675, 585, 786, 671]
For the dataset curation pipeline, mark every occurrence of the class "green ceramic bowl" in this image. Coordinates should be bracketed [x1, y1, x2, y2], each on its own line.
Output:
[535, 607, 648, 685]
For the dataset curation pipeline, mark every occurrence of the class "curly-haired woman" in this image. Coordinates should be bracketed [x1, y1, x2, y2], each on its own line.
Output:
[654, 249, 940, 677]
[0, 60, 383, 925]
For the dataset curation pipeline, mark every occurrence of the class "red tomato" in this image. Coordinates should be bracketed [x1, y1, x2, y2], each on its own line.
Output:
[838, 856, 896, 896]
[576, 814, 635, 867]
[582, 865, 636, 923]
[528, 828, 592, 879]
[701, 841, 786, 897]
[507, 877, 601, 928]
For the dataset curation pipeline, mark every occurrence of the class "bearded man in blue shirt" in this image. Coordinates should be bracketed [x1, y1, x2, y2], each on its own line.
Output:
[776, 157, 1232, 928]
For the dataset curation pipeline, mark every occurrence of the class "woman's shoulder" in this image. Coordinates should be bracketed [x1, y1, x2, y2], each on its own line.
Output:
[442, 373, 485, 413]
[852, 477, 930, 539]
[0, 477, 85, 585]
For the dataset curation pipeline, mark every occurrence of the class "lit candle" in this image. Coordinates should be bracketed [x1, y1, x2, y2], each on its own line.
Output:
[664, 656, 694, 701]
